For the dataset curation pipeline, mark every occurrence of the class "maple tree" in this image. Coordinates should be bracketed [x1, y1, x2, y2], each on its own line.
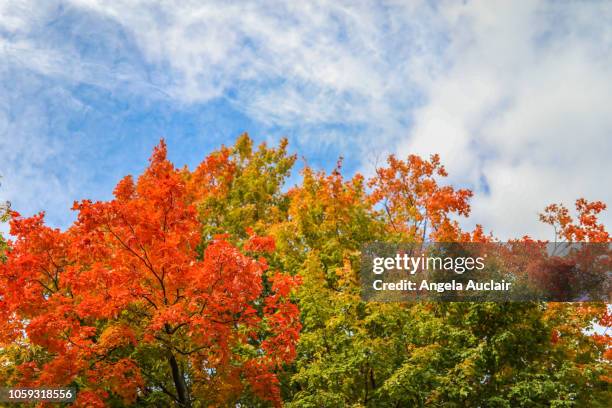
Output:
[369, 153, 474, 242]
[0, 141, 300, 407]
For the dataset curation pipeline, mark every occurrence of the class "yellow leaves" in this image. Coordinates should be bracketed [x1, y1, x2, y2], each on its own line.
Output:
[97, 325, 137, 351]
[337, 256, 359, 290]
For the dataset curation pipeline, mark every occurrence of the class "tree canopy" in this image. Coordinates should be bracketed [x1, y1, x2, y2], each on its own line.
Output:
[0, 134, 609, 407]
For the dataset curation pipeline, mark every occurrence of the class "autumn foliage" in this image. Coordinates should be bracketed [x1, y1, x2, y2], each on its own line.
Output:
[0, 140, 300, 407]
[0, 134, 609, 407]
[369, 153, 474, 242]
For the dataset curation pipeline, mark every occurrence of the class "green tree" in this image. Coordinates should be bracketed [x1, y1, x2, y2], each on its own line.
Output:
[187, 135, 610, 407]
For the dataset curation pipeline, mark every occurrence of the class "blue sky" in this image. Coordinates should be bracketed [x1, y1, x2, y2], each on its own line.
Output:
[1, 0, 611, 239]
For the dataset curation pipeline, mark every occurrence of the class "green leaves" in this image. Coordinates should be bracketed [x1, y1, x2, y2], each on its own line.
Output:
[1, 135, 609, 406]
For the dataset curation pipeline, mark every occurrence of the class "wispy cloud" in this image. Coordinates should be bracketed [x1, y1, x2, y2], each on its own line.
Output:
[67, 0, 439, 145]
[0, 0, 610, 238]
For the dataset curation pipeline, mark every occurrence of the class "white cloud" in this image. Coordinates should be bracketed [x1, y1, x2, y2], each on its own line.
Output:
[66, 0, 435, 135]
[400, 0, 612, 239]
[0, 0, 610, 239]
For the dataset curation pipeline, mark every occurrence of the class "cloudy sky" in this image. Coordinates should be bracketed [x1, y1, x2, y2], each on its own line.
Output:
[1, 0, 610, 239]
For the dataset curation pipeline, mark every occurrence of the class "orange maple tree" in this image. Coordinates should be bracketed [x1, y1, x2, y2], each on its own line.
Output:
[368, 153, 481, 242]
[0, 141, 300, 407]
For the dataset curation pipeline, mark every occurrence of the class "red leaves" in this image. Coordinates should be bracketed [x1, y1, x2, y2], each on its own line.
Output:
[551, 330, 560, 344]
[245, 228, 276, 253]
[113, 175, 136, 201]
[369, 153, 473, 241]
[0, 140, 301, 405]
[244, 360, 283, 407]
[262, 273, 302, 363]
[74, 389, 107, 408]
[540, 199, 609, 242]
[189, 145, 236, 202]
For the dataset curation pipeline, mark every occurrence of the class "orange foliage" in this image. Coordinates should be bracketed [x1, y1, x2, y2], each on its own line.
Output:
[368, 154, 474, 241]
[0, 141, 300, 406]
[540, 198, 609, 242]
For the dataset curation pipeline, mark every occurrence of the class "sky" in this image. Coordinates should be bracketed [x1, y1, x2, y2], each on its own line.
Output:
[0, 0, 611, 239]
